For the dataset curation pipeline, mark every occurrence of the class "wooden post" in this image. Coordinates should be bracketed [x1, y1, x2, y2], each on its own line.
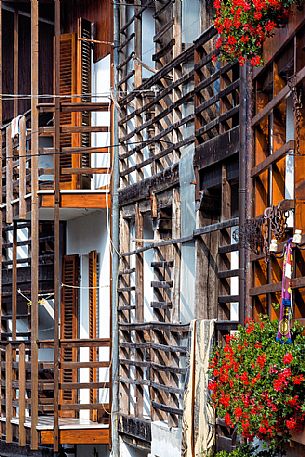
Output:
[135, 205, 143, 417]
[5, 344, 13, 443]
[30, 0, 39, 450]
[12, 222, 17, 340]
[19, 116, 27, 219]
[134, 0, 142, 87]
[6, 125, 13, 224]
[14, 9, 19, 118]
[0, 3, 3, 440]
[53, 0, 61, 452]
[19, 343, 26, 447]
[172, 189, 181, 322]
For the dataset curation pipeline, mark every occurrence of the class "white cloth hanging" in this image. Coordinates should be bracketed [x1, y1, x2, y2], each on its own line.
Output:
[11, 115, 22, 139]
[181, 319, 216, 457]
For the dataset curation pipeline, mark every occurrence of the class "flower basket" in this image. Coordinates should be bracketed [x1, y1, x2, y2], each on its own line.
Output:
[213, 0, 300, 65]
[209, 317, 305, 452]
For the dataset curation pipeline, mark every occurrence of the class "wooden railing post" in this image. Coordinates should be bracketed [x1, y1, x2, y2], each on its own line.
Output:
[6, 125, 13, 225]
[19, 116, 27, 219]
[5, 344, 13, 443]
[19, 343, 26, 446]
[30, 0, 39, 450]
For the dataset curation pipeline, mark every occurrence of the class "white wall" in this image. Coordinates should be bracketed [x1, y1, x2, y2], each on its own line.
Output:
[92, 54, 111, 189]
[120, 439, 149, 457]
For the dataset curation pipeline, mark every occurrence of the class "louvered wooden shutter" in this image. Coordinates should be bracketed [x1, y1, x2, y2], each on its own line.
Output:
[58, 23, 92, 190]
[59, 33, 78, 188]
[89, 250, 98, 421]
[60, 254, 80, 417]
[77, 18, 92, 189]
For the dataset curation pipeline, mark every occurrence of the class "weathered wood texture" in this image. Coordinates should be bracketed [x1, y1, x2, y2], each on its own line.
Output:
[252, 13, 305, 319]
[61, 0, 113, 63]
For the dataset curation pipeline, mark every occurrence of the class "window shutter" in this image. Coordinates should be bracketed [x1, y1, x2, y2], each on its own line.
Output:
[77, 18, 92, 189]
[89, 250, 98, 421]
[59, 33, 77, 188]
[58, 23, 92, 190]
[60, 254, 80, 417]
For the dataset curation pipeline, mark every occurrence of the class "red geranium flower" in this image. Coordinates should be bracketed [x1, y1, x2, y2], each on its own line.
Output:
[283, 353, 293, 364]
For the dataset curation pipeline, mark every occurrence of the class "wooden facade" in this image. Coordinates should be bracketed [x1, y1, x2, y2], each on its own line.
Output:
[0, 1, 113, 454]
[1, 0, 305, 456]
[116, 0, 305, 455]
[116, 0, 242, 450]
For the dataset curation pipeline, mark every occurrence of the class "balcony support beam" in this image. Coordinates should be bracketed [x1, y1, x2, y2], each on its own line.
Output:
[30, 0, 39, 450]
[53, 0, 61, 453]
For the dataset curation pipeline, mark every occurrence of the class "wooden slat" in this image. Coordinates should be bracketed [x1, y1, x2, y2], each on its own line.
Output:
[60, 382, 110, 390]
[251, 141, 294, 177]
[59, 403, 110, 410]
[60, 125, 108, 134]
[218, 269, 241, 279]
[61, 167, 108, 175]
[151, 401, 182, 416]
[5, 345, 13, 443]
[60, 361, 109, 369]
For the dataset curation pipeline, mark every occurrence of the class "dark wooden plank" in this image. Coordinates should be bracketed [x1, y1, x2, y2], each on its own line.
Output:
[218, 269, 241, 279]
[194, 127, 239, 170]
[218, 295, 240, 304]
[151, 280, 173, 289]
[218, 244, 239, 254]
[151, 401, 182, 416]
[194, 218, 239, 236]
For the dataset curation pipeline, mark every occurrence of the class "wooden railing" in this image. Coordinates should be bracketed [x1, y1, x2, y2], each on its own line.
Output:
[119, 321, 189, 428]
[0, 338, 111, 447]
[2, 99, 111, 223]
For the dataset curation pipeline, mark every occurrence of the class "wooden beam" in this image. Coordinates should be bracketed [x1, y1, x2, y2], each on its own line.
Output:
[135, 204, 143, 417]
[251, 140, 294, 177]
[30, 0, 39, 450]
[252, 65, 305, 127]
[19, 116, 27, 219]
[12, 222, 17, 341]
[40, 428, 110, 446]
[194, 126, 239, 170]
[6, 125, 13, 224]
[53, 0, 60, 452]
[5, 344, 13, 444]
[14, 10, 18, 117]
[172, 188, 181, 322]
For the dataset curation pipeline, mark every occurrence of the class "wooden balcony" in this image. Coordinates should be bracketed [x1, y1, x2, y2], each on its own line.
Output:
[2, 100, 112, 224]
[0, 338, 111, 447]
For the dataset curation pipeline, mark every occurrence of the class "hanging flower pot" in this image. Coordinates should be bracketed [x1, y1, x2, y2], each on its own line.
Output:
[209, 317, 305, 453]
[213, 0, 300, 66]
